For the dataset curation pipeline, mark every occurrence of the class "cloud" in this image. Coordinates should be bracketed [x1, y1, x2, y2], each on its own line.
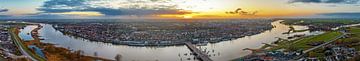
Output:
[0, 9, 8, 12]
[0, 13, 92, 19]
[225, 8, 258, 15]
[38, 0, 193, 16]
[289, 0, 360, 4]
[0, 8, 9, 18]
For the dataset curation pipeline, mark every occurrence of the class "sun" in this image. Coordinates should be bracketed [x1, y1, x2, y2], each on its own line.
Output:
[175, 0, 218, 12]
[183, 15, 193, 19]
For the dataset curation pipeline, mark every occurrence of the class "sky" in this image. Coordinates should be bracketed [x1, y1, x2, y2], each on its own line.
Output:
[0, 0, 360, 19]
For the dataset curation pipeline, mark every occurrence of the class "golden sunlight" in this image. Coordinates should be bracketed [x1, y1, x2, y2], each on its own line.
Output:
[54, 11, 103, 16]
[183, 15, 193, 19]
[175, 0, 220, 12]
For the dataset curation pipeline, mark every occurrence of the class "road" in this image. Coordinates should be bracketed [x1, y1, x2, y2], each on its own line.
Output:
[9, 28, 45, 61]
[303, 31, 346, 53]
[293, 31, 346, 60]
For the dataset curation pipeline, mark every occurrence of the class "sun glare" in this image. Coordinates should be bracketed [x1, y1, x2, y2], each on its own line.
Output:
[183, 15, 193, 19]
[175, 0, 218, 12]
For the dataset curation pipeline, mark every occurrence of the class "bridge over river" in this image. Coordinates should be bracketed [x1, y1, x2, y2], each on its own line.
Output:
[185, 42, 213, 61]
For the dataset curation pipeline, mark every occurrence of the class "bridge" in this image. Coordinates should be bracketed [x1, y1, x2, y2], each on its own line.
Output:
[185, 42, 213, 61]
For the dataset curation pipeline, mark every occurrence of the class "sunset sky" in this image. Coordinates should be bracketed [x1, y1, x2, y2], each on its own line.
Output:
[0, 0, 360, 19]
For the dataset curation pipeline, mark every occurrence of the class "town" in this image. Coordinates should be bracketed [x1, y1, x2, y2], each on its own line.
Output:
[1, 0, 360, 61]
[0, 22, 28, 61]
[53, 20, 273, 46]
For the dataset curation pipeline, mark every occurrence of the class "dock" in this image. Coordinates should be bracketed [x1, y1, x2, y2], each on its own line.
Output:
[185, 42, 213, 61]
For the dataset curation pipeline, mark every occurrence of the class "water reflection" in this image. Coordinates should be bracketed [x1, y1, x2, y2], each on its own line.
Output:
[178, 46, 220, 61]
[18, 20, 321, 61]
[19, 25, 37, 41]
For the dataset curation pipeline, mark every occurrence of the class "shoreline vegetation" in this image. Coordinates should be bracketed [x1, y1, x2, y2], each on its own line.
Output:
[10, 26, 47, 61]
[51, 20, 274, 46]
[15, 24, 112, 61]
[6, 19, 360, 61]
[235, 19, 360, 61]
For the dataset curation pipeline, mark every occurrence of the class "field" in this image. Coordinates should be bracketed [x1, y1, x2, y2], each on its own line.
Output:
[9, 27, 47, 61]
[270, 31, 342, 51]
[343, 27, 360, 51]
[282, 19, 360, 25]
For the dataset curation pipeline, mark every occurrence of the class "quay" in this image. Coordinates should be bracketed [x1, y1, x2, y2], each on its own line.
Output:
[184, 42, 212, 61]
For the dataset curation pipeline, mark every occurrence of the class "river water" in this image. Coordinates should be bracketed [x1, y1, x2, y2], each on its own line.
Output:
[19, 25, 37, 41]
[20, 20, 323, 61]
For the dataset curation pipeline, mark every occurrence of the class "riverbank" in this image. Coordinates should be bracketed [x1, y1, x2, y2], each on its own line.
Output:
[57, 29, 268, 46]
[234, 19, 360, 61]
[52, 20, 273, 46]
[22, 20, 312, 61]
[281, 19, 360, 31]
[233, 32, 336, 61]
[0, 23, 29, 61]
[19, 24, 112, 61]
[10, 27, 46, 61]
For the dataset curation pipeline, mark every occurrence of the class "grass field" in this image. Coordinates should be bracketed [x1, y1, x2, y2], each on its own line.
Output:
[237, 20, 360, 60]
[344, 27, 360, 51]
[9, 28, 46, 61]
[270, 31, 342, 51]
[282, 19, 360, 25]
[291, 31, 341, 49]
[306, 27, 360, 58]
[233, 31, 342, 60]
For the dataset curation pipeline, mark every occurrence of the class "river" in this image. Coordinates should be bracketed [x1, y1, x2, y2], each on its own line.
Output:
[19, 20, 323, 61]
[19, 25, 37, 41]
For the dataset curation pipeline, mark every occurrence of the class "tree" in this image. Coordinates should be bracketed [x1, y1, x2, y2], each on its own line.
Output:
[308, 51, 317, 58]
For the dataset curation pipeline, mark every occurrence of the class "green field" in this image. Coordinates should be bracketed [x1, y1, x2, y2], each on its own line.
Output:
[343, 27, 360, 51]
[236, 20, 360, 60]
[9, 28, 46, 61]
[271, 31, 342, 51]
[306, 27, 360, 58]
[282, 19, 360, 25]
[233, 31, 342, 61]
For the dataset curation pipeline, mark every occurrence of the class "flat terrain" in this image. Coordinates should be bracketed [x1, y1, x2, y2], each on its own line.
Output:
[270, 31, 341, 51]
[53, 20, 273, 46]
[9, 27, 47, 61]
[282, 19, 360, 25]
[343, 27, 360, 51]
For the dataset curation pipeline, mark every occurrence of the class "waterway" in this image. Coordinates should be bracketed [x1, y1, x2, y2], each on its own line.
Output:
[20, 20, 323, 61]
[19, 25, 37, 41]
